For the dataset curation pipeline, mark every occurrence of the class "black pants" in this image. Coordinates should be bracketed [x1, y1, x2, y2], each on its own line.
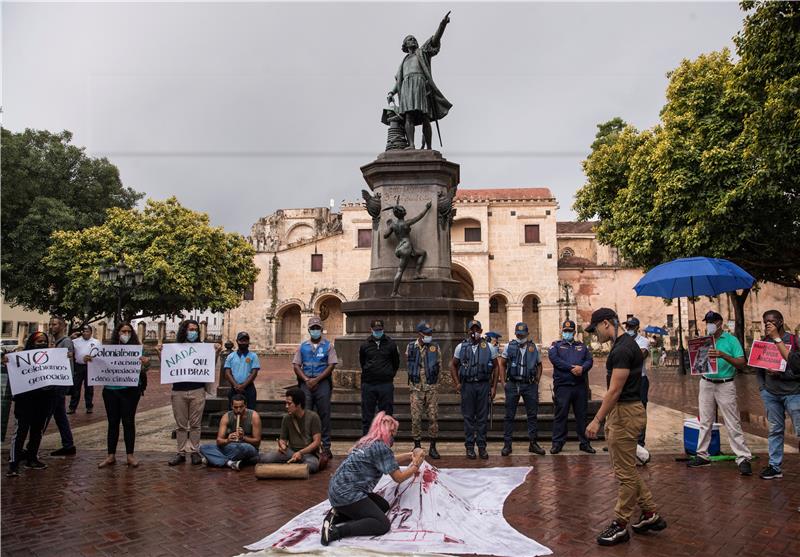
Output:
[552, 383, 589, 447]
[228, 382, 257, 410]
[334, 493, 391, 538]
[10, 390, 51, 465]
[361, 383, 394, 435]
[103, 388, 141, 455]
[69, 363, 94, 411]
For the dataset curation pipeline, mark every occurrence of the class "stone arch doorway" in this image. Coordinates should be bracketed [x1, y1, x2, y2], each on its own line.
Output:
[315, 295, 344, 339]
[276, 303, 302, 344]
[451, 263, 474, 300]
[489, 294, 508, 337]
[521, 294, 542, 344]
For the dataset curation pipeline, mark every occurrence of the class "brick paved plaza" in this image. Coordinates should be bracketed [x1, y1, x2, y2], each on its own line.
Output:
[2, 357, 799, 557]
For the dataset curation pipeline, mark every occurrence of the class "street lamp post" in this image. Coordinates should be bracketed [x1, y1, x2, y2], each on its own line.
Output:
[99, 260, 145, 327]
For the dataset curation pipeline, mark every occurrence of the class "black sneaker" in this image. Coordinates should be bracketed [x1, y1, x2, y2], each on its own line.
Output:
[579, 444, 597, 454]
[24, 459, 48, 470]
[66, 408, 76, 415]
[190, 453, 203, 466]
[501, 443, 512, 456]
[478, 447, 489, 459]
[631, 512, 667, 534]
[686, 456, 711, 468]
[50, 446, 76, 457]
[549, 444, 563, 455]
[597, 521, 630, 546]
[759, 465, 783, 480]
[321, 447, 333, 459]
[6, 465, 19, 477]
[528, 442, 545, 455]
[738, 460, 752, 476]
[168, 453, 186, 466]
[320, 509, 339, 546]
[428, 442, 440, 460]
[466, 447, 476, 460]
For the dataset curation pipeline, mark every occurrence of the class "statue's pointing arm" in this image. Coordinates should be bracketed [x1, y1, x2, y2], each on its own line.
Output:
[431, 11, 450, 47]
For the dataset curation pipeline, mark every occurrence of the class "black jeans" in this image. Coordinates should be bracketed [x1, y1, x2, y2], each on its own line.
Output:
[103, 388, 141, 454]
[10, 390, 51, 465]
[43, 388, 74, 449]
[69, 363, 94, 411]
[228, 382, 257, 410]
[334, 493, 391, 538]
[361, 382, 394, 435]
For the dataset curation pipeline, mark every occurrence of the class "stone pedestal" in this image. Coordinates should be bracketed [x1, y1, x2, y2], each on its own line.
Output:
[335, 150, 478, 388]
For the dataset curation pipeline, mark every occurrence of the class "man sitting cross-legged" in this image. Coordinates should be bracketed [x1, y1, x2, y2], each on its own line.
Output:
[259, 387, 322, 473]
[199, 394, 261, 471]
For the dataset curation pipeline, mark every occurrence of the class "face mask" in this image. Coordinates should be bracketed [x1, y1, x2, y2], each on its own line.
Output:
[237, 343, 249, 351]
[516, 335, 528, 342]
[309, 329, 322, 340]
[470, 331, 481, 342]
[422, 335, 433, 344]
[372, 330, 384, 339]
[187, 331, 199, 342]
[119, 334, 131, 344]
[626, 330, 636, 337]
[706, 323, 717, 335]
[562, 332, 574, 341]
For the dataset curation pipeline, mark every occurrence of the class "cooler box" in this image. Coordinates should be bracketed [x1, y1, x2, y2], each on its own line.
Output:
[683, 418, 721, 456]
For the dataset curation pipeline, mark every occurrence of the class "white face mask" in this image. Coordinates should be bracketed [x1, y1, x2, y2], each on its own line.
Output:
[119, 333, 131, 344]
[626, 330, 637, 337]
[422, 335, 433, 344]
[706, 323, 718, 335]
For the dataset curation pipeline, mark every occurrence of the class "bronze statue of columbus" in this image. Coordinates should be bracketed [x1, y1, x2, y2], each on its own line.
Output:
[387, 12, 452, 150]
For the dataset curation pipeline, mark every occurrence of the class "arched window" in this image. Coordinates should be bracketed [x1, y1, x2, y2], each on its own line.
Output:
[560, 247, 575, 260]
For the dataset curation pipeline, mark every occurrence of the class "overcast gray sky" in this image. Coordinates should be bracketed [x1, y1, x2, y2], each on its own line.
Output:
[2, 1, 745, 235]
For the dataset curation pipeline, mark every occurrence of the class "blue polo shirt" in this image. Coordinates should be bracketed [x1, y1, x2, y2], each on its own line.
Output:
[224, 350, 261, 383]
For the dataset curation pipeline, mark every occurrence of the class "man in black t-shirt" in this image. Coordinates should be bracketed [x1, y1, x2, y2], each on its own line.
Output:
[584, 308, 667, 546]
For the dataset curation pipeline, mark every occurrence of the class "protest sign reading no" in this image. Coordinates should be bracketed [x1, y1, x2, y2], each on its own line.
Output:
[6, 348, 72, 395]
[88, 345, 143, 387]
[160, 343, 216, 384]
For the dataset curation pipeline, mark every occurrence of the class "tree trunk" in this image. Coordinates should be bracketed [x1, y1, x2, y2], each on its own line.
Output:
[731, 289, 750, 349]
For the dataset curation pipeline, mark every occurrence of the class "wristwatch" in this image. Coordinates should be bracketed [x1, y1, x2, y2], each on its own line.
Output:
[774, 338, 784, 343]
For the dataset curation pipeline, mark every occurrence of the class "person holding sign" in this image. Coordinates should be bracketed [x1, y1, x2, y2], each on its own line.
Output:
[69, 325, 99, 415]
[755, 310, 800, 480]
[45, 316, 76, 457]
[5, 332, 53, 477]
[224, 332, 260, 410]
[90, 323, 149, 469]
[160, 319, 222, 467]
[199, 393, 262, 470]
[687, 311, 752, 475]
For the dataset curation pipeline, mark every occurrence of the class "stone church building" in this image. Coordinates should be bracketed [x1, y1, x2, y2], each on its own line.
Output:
[229, 188, 798, 352]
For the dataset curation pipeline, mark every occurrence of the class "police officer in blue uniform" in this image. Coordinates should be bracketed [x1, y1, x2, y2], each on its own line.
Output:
[450, 320, 499, 460]
[548, 319, 595, 454]
[499, 322, 545, 456]
[292, 316, 337, 458]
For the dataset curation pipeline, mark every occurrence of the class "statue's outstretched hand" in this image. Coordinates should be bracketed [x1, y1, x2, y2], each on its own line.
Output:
[442, 11, 450, 25]
[425, 201, 432, 209]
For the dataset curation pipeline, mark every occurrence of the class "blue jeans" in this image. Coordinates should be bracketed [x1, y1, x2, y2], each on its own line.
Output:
[461, 381, 490, 448]
[760, 389, 800, 470]
[301, 379, 331, 449]
[199, 442, 258, 467]
[361, 382, 394, 435]
[504, 381, 539, 443]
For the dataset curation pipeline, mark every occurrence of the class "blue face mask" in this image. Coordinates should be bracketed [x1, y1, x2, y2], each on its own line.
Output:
[625, 330, 637, 337]
[187, 330, 199, 342]
[309, 329, 322, 340]
[562, 332, 574, 342]
[372, 330, 384, 339]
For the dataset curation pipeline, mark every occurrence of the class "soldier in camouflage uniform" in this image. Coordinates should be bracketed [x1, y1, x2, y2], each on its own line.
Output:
[406, 321, 441, 459]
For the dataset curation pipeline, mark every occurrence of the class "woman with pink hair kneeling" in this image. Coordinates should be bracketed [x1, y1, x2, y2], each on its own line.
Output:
[321, 411, 425, 545]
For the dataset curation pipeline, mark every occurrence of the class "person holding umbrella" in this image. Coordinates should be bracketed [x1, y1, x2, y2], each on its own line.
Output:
[686, 311, 752, 475]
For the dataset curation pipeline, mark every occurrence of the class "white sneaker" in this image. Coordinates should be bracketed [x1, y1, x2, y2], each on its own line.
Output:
[227, 460, 241, 471]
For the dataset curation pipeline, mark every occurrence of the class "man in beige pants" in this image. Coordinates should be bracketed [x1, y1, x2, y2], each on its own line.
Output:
[687, 311, 752, 475]
[585, 308, 667, 546]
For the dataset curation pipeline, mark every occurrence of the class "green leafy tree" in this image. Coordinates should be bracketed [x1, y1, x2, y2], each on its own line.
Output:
[574, 1, 800, 345]
[44, 198, 259, 324]
[1, 128, 142, 314]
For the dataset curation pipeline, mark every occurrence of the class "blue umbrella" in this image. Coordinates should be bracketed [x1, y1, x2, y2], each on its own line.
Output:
[633, 257, 755, 374]
[644, 326, 668, 336]
[633, 257, 755, 299]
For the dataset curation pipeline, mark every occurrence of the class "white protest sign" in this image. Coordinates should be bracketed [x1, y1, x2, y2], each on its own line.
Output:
[6, 348, 72, 395]
[160, 343, 216, 384]
[87, 344, 143, 387]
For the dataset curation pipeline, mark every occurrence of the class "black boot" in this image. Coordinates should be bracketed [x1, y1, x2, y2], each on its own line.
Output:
[501, 442, 512, 456]
[428, 441, 440, 460]
[413, 438, 422, 450]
